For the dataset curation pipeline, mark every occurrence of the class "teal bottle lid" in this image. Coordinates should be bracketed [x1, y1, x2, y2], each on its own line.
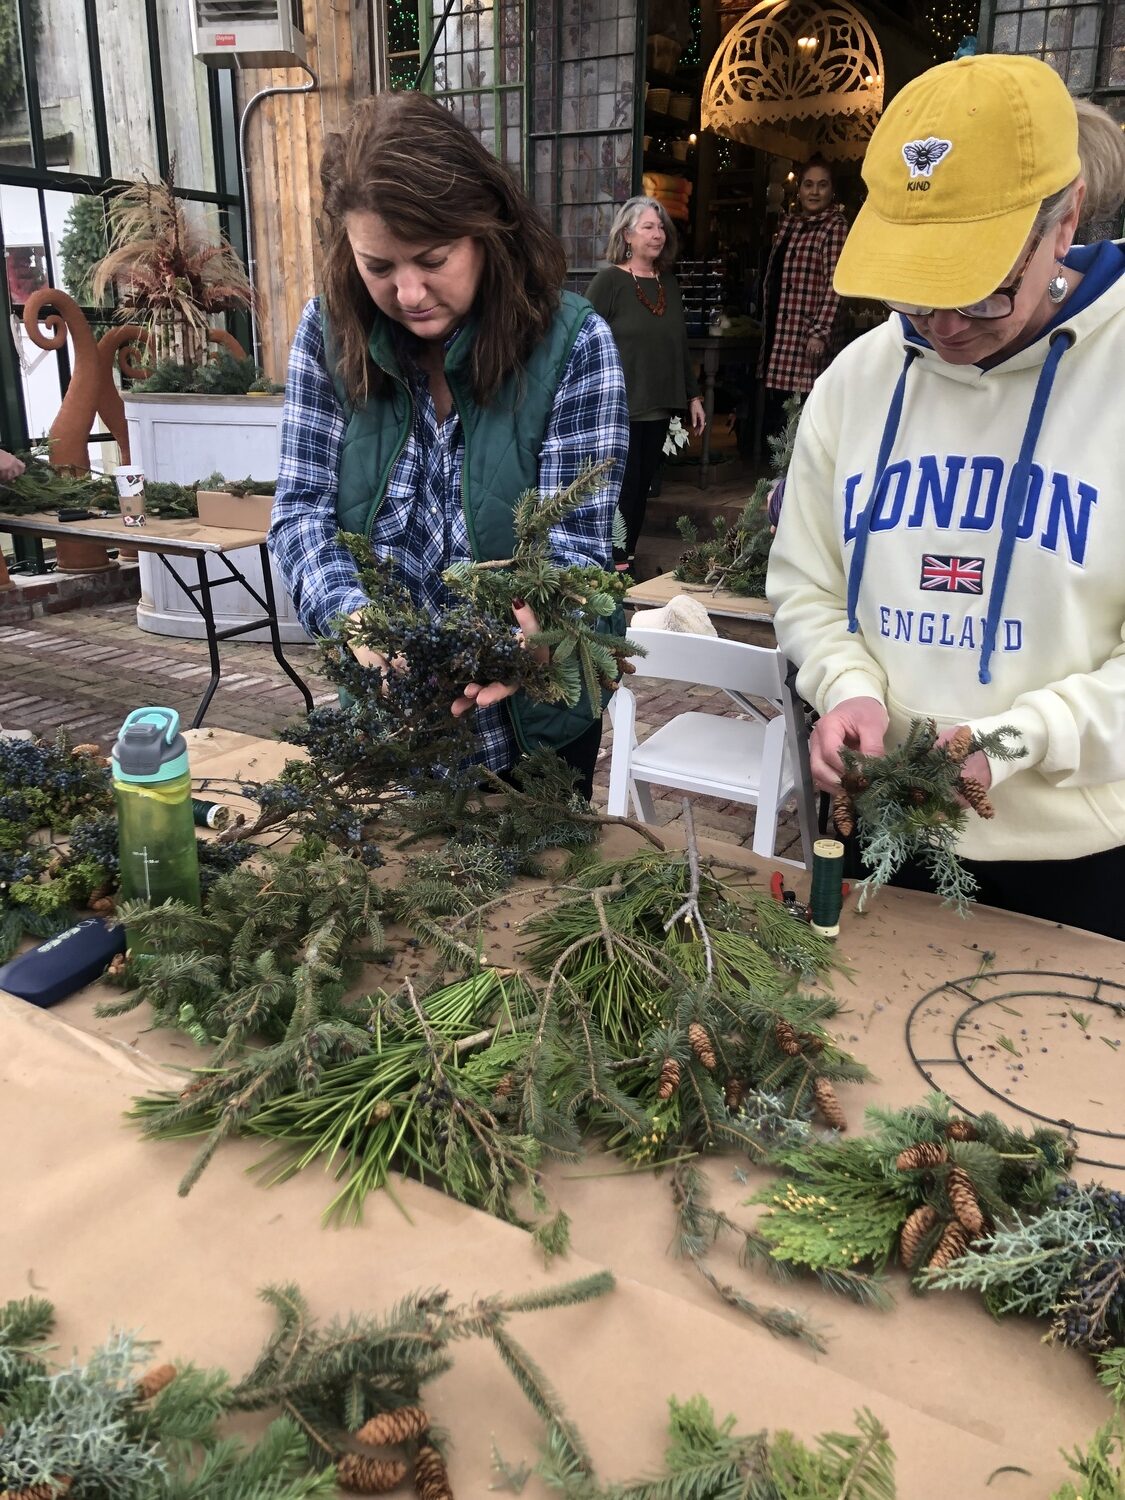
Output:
[111, 707, 190, 784]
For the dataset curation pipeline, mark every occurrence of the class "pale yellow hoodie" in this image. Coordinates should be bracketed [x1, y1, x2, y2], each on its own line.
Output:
[767, 241, 1125, 862]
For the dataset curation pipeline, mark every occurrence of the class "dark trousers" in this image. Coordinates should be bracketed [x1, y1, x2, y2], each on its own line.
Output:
[890, 843, 1125, 941]
[762, 387, 796, 452]
[617, 419, 668, 560]
[834, 816, 1125, 941]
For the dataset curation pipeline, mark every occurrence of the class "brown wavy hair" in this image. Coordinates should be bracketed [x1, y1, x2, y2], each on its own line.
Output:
[319, 92, 566, 406]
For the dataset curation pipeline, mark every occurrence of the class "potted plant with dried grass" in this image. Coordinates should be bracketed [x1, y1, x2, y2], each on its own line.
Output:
[89, 164, 300, 640]
[92, 161, 256, 372]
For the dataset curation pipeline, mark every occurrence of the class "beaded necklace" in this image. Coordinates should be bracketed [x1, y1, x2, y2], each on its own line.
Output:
[628, 267, 666, 317]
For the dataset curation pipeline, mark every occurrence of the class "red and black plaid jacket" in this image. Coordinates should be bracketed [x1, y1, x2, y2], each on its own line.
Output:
[758, 207, 849, 395]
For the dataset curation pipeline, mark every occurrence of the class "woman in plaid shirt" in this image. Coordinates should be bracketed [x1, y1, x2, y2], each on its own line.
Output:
[268, 94, 629, 796]
[758, 157, 848, 442]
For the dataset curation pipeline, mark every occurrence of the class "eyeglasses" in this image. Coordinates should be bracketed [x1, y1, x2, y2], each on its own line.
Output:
[883, 231, 1044, 322]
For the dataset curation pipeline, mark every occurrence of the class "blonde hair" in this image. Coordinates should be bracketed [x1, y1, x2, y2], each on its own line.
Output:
[605, 197, 678, 271]
[1074, 98, 1125, 225]
[1037, 99, 1125, 231]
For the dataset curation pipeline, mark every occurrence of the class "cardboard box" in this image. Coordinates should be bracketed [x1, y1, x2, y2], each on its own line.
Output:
[195, 489, 275, 533]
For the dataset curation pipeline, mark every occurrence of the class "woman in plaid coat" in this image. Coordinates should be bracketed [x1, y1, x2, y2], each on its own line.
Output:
[758, 157, 848, 441]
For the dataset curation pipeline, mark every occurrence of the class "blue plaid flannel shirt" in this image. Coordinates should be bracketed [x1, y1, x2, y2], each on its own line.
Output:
[269, 298, 629, 772]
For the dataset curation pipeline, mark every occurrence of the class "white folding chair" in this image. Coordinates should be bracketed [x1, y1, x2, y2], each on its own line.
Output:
[605, 627, 818, 866]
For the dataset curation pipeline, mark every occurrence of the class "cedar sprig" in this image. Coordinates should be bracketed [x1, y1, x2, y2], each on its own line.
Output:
[751, 1137, 913, 1278]
[838, 717, 1025, 912]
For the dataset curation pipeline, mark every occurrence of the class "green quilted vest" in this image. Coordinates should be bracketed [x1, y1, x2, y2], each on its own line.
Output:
[327, 292, 623, 755]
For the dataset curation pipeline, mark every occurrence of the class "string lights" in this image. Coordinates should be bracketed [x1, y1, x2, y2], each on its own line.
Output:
[922, 1, 981, 60]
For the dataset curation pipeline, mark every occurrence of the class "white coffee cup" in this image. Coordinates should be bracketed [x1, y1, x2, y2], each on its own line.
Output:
[114, 465, 146, 524]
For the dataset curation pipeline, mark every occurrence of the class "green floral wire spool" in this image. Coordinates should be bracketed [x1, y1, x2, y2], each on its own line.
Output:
[809, 839, 845, 938]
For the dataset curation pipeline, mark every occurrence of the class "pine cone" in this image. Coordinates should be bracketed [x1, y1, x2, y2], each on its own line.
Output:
[944, 1118, 977, 1142]
[356, 1406, 430, 1447]
[908, 786, 928, 806]
[336, 1453, 409, 1494]
[927, 1220, 970, 1270]
[945, 1165, 986, 1236]
[840, 770, 870, 795]
[657, 1057, 682, 1100]
[812, 1077, 847, 1131]
[89, 896, 116, 916]
[106, 953, 127, 979]
[944, 725, 974, 765]
[957, 775, 995, 819]
[895, 1141, 948, 1172]
[493, 1073, 514, 1100]
[724, 1077, 745, 1112]
[687, 1021, 717, 1071]
[898, 1204, 939, 1268]
[414, 1443, 453, 1500]
[774, 1019, 802, 1056]
[831, 789, 855, 838]
[135, 1363, 176, 1400]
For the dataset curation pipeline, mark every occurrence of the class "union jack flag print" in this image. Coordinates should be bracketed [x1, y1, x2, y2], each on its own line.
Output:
[919, 554, 985, 594]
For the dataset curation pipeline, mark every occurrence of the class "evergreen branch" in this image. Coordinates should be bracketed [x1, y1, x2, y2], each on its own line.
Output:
[478, 766, 666, 850]
[497, 1271, 616, 1318]
[488, 1325, 594, 1478]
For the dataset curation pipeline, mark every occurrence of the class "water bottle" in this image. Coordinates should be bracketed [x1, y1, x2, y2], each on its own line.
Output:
[111, 708, 201, 918]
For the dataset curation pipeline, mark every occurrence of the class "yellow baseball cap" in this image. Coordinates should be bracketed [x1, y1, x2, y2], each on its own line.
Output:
[834, 54, 1080, 307]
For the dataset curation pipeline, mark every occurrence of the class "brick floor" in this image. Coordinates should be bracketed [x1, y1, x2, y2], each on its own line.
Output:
[0, 474, 802, 857]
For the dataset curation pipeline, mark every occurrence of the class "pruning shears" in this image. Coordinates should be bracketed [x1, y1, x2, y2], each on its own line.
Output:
[769, 869, 809, 922]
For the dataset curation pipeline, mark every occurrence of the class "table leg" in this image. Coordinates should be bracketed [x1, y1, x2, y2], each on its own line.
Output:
[258, 544, 314, 714]
[190, 555, 223, 729]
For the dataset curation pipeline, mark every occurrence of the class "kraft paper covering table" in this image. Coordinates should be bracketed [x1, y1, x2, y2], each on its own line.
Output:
[2, 728, 1122, 1496]
[0, 510, 313, 727]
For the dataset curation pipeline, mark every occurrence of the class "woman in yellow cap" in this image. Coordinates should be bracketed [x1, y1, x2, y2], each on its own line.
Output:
[767, 54, 1125, 937]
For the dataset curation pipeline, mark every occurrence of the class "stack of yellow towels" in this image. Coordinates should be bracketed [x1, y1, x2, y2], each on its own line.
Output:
[643, 172, 692, 222]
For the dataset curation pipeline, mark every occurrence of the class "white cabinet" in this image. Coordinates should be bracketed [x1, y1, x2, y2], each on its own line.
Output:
[125, 392, 310, 644]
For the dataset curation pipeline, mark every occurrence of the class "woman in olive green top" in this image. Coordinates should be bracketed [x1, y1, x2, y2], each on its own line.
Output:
[586, 197, 705, 569]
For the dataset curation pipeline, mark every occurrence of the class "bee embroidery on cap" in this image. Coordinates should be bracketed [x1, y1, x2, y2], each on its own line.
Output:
[902, 138, 953, 178]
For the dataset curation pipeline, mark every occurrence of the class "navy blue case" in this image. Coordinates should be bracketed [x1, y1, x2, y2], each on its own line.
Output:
[0, 918, 126, 1007]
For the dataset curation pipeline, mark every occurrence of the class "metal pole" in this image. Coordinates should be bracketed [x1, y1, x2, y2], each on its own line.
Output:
[237, 61, 319, 369]
[415, 0, 459, 90]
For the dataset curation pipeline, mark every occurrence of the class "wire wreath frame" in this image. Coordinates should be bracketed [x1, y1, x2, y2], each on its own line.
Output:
[905, 969, 1125, 1171]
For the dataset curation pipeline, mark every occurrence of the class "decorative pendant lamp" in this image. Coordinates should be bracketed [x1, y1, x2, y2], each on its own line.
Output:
[703, 0, 884, 161]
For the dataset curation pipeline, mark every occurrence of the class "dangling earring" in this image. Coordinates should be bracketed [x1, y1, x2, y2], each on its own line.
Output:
[1048, 267, 1069, 304]
[625, 244, 633, 261]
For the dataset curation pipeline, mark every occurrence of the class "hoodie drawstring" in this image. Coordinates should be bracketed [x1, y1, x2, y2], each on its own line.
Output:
[846, 347, 920, 632]
[977, 329, 1074, 684]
